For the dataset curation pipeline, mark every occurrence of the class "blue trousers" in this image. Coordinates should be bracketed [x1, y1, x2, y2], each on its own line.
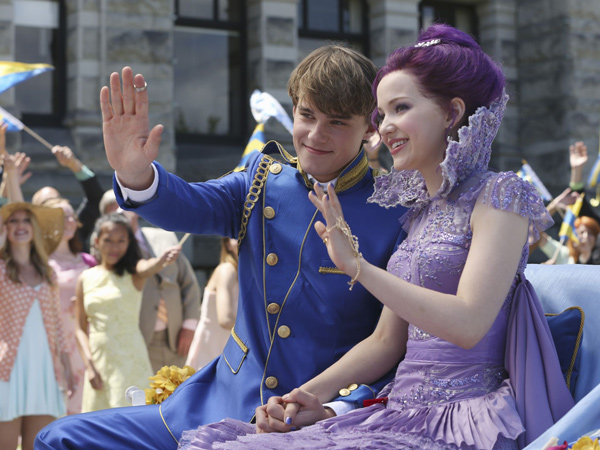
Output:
[35, 404, 176, 450]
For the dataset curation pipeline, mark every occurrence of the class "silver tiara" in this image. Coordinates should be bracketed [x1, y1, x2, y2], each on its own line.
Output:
[414, 38, 441, 48]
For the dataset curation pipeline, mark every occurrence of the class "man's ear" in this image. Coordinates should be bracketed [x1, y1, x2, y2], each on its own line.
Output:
[447, 97, 466, 128]
[363, 123, 377, 141]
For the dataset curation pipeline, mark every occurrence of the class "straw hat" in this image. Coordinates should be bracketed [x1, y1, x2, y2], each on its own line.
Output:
[0, 202, 64, 255]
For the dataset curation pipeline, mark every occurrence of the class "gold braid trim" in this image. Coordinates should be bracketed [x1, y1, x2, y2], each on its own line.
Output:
[159, 404, 179, 444]
[237, 155, 274, 250]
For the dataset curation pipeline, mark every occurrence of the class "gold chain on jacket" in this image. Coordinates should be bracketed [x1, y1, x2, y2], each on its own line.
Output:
[237, 155, 274, 250]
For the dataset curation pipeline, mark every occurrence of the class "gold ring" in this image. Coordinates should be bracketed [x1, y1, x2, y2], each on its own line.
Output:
[134, 81, 147, 93]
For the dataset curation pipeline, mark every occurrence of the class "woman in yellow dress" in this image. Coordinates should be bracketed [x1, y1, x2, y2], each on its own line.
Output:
[76, 213, 181, 412]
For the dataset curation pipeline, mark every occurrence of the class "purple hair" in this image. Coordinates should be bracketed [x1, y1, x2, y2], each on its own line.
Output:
[372, 24, 505, 127]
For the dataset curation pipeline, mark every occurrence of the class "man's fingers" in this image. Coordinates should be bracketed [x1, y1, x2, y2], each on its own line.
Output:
[122, 67, 136, 115]
[109, 71, 124, 116]
[100, 86, 114, 122]
[145, 124, 164, 157]
[134, 73, 149, 117]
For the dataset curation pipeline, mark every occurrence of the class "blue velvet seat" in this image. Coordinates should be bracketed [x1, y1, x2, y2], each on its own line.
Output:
[524, 264, 600, 449]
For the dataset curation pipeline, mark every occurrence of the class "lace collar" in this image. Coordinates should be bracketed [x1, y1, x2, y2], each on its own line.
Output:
[368, 91, 509, 210]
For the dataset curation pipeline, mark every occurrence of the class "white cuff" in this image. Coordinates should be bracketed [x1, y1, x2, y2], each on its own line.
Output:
[116, 164, 159, 203]
[323, 400, 357, 417]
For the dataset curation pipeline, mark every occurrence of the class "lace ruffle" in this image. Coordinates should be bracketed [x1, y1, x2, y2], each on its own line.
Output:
[452, 172, 553, 244]
[368, 92, 509, 211]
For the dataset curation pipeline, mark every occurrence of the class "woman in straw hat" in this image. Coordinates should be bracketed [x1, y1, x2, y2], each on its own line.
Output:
[0, 200, 75, 450]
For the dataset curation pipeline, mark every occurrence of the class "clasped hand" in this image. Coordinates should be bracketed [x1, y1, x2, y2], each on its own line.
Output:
[255, 388, 335, 433]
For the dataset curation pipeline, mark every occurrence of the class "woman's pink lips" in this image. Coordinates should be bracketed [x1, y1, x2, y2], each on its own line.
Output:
[388, 139, 407, 156]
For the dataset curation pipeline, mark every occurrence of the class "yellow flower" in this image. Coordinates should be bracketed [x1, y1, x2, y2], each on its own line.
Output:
[144, 365, 196, 405]
[571, 436, 600, 450]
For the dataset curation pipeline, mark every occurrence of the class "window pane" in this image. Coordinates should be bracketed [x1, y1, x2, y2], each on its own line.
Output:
[14, 26, 54, 114]
[342, 0, 363, 34]
[218, 0, 242, 22]
[306, 0, 339, 32]
[179, 0, 213, 19]
[174, 28, 242, 136]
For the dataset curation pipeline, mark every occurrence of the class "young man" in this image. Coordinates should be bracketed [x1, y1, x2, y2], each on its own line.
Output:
[36, 46, 406, 450]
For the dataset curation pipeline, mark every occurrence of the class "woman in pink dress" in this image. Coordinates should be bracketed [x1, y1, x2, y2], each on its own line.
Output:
[186, 237, 238, 370]
[45, 197, 96, 415]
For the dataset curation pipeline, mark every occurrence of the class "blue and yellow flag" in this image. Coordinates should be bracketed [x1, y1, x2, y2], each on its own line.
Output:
[0, 106, 25, 132]
[517, 160, 552, 202]
[558, 194, 584, 244]
[0, 61, 53, 94]
[234, 123, 265, 171]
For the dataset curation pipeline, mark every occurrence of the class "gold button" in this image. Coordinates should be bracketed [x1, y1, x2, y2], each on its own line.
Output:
[266, 253, 278, 266]
[265, 376, 278, 389]
[269, 163, 282, 174]
[267, 303, 280, 314]
[277, 325, 291, 338]
[348, 383, 359, 391]
[339, 388, 351, 397]
[264, 207, 275, 219]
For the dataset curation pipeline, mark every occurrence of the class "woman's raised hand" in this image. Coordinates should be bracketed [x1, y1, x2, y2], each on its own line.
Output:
[100, 66, 162, 190]
[309, 183, 362, 284]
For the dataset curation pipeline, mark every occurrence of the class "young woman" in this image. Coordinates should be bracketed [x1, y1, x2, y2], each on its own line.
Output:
[0, 202, 74, 450]
[76, 213, 180, 412]
[176, 24, 573, 450]
[186, 237, 238, 370]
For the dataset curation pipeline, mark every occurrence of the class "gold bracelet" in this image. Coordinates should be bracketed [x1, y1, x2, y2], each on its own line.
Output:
[326, 217, 362, 290]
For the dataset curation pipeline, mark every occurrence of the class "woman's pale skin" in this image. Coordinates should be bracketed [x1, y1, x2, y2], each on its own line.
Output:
[74, 221, 181, 390]
[255, 70, 529, 432]
[0, 210, 75, 450]
[208, 238, 239, 329]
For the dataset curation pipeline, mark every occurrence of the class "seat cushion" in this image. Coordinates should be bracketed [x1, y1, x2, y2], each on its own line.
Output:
[546, 307, 584, 396]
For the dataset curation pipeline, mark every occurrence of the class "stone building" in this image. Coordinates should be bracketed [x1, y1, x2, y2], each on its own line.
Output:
[1, 0, 600, 271]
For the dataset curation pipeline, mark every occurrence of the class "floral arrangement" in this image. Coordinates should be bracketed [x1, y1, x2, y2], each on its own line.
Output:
[545, 436, 600, 450]
[145, 365, 196, 405]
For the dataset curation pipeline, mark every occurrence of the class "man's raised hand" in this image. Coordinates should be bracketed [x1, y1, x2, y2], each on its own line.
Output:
[100, 67, 163, 190]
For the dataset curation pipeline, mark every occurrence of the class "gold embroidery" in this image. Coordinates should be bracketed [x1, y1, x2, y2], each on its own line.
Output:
[318, 266, 345, 275]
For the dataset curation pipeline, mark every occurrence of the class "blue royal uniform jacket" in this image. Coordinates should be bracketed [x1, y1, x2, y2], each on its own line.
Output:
[115, 141, 407, 441]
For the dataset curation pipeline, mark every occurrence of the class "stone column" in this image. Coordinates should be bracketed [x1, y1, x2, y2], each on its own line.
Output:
[66, 0, 175, 173]
[367, 0, 419, 67]
[0, 0, 14, 105]
[246, 0, 297, 144]
[515, 0, 573, 192]
[477, 0, 518, 172]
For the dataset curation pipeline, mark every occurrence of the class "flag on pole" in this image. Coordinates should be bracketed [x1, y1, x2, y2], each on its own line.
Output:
[558, 193, 585, 244]
[234, 90, 293, 171]
[517, 160, 553, 202]
[234, 123, 265, 171]
[0, 61, 53, 94]
[0, 106, 25, 132]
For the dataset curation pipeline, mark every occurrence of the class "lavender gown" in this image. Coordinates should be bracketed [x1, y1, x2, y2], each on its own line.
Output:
[177, 94, 573, 450]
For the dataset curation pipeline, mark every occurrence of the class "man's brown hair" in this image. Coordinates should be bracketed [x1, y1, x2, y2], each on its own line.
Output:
[288, 45, 377, 119]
